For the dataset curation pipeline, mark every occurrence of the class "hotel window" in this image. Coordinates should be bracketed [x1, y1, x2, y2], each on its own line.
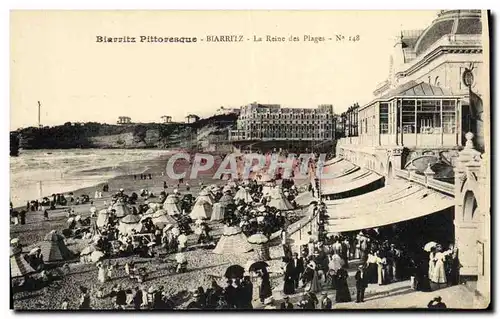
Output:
[416, 100, 441, 134]
[380, 103, 389, 134]
[442, 100, 457, 134]
[402, 99, 416, 133]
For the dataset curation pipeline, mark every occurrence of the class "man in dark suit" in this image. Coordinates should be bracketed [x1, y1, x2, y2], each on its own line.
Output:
[291, 253, 305, 289]
[355, 265, 368, 303]
[279, 296, 294, 309]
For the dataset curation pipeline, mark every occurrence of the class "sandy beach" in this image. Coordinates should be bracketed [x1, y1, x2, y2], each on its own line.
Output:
[10, 150, 313, 310]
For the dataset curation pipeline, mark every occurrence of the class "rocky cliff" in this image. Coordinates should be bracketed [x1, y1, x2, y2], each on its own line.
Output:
[13, 114, 237, 150]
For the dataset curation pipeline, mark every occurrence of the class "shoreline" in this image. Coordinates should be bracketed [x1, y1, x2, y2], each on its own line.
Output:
[10, 153, 175, 212]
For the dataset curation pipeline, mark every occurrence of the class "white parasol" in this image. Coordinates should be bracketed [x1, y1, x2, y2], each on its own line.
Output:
[424, 241, 438, 252]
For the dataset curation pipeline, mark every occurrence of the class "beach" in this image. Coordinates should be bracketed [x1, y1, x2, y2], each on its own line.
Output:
[10, 149, 313, 310]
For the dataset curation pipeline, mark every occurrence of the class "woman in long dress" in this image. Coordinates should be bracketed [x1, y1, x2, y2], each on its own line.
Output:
[376, 251, 387, 285]
[306, 261, 322, 293]
[97, 262, 107, 283]
[335, 268, 351, 303]
[258, 269, 272, 303]
[366, 251, 378, 284]
[430, 246, 447, 287]
[283, 259, 296, 295]
[428, 247, 437, 285]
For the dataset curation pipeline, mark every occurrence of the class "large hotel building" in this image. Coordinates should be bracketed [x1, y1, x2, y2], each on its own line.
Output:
[321, 10, 489, 305]
[229, 103, 336, 141]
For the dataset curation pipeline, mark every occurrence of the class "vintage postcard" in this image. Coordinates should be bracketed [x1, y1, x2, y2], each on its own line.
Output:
[9, 10, 490, 310]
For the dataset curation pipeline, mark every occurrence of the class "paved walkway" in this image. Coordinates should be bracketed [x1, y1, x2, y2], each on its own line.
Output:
[253, 259, 479, 309]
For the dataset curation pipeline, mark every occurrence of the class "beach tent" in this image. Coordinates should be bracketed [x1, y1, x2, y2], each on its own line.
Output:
[79, 245, 104, 263]
[258, 172, 274, 183]
[234, 187, 253, 204]
[267, 186, 294, 211]
[210, 203, 225, 221]
[213, 226, 252, 254]
[96, 209, 111, 228]
[10, 245, 35, 278]
[197, 189, 214, 205]
[262, 182, 275, 198]
[118, 214, 142, 235]
[189, 198, 213, 220]
[163, 194, 182, 215]
[112, 202, 132, 218]
[218, 194, 234, 207]
[40, 230, 73, 263]
[151, 210, 178, 229]
[147, 203, 163, 211]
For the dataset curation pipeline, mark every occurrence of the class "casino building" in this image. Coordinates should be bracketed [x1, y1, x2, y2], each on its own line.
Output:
[322, 10, 489, 305]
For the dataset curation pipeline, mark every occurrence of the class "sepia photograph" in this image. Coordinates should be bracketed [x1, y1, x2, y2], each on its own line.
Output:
[9, 9, 491, 311]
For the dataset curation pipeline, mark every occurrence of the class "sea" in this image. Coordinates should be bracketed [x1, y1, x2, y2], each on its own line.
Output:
[9, 149, 172, 208]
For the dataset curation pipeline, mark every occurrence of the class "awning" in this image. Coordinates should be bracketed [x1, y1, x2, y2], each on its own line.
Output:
[321, 171, 383, 195]
[321, 167, 371, 189]
[324, 180, 422, 207]
[323, 157, 343, 167]
[325, 185, 454, 233]
[320, 159, 358, 179]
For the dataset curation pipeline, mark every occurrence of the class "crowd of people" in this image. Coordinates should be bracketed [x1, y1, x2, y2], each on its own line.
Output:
[11, 150, 461, 311]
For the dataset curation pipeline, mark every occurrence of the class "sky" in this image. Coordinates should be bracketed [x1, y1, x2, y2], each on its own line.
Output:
[10, 10, 438, 130]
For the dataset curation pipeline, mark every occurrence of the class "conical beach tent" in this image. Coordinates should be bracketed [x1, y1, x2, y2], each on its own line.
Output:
[112, 202, 132, 218]
[163, 195, 182, 215]
[267, 187, 294, 211]
[198, 189, 214, 205]
[10, 245, 35, 278]
[210, 203, 225, 221]
[234, 187, 253, 203]
[96, 209, 111, 228]
[151, 210, 177, 229]
[218, 194, 234, 207]
[262, 182, 275, 197]
[213, 226, 252, 254]
[189, 198, 213, 220]
[40, 230, 73, 263]
[118, 214, 141, 234]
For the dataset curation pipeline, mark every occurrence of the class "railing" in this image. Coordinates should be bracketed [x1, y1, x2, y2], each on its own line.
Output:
[337, 137, 360, 145]
[393, 167, 455, 196]
[410, 173, 426, 184]
[427, 178, 455, 195]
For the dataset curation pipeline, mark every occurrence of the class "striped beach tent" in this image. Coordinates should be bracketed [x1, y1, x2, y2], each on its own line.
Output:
[118, 214, 141, 235]
[197, 188, 215, 205]
[189, 198, 213, 220]
[234, 187, 253, 203]
[10, 245, 35, 278]
[151, 210, 177, 229]
[163, 194, 182, 215]
[112, 202, 132, 218]
[96, 209, 110, 228]
[267, 186, 294, 211]
[40, 230, 73, 263]
[213, 226, 252, 254]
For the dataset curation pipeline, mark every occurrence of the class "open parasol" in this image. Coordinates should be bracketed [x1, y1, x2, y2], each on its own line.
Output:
[224, 264, 245, 279]
[249, 261, 269, 272]
[424, 241, 438, 252]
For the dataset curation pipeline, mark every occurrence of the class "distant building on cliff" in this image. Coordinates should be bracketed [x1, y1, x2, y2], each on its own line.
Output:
[161, 115, 173, 124]
[117, 116, 132, 125]
[185, 114, 200, 123]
